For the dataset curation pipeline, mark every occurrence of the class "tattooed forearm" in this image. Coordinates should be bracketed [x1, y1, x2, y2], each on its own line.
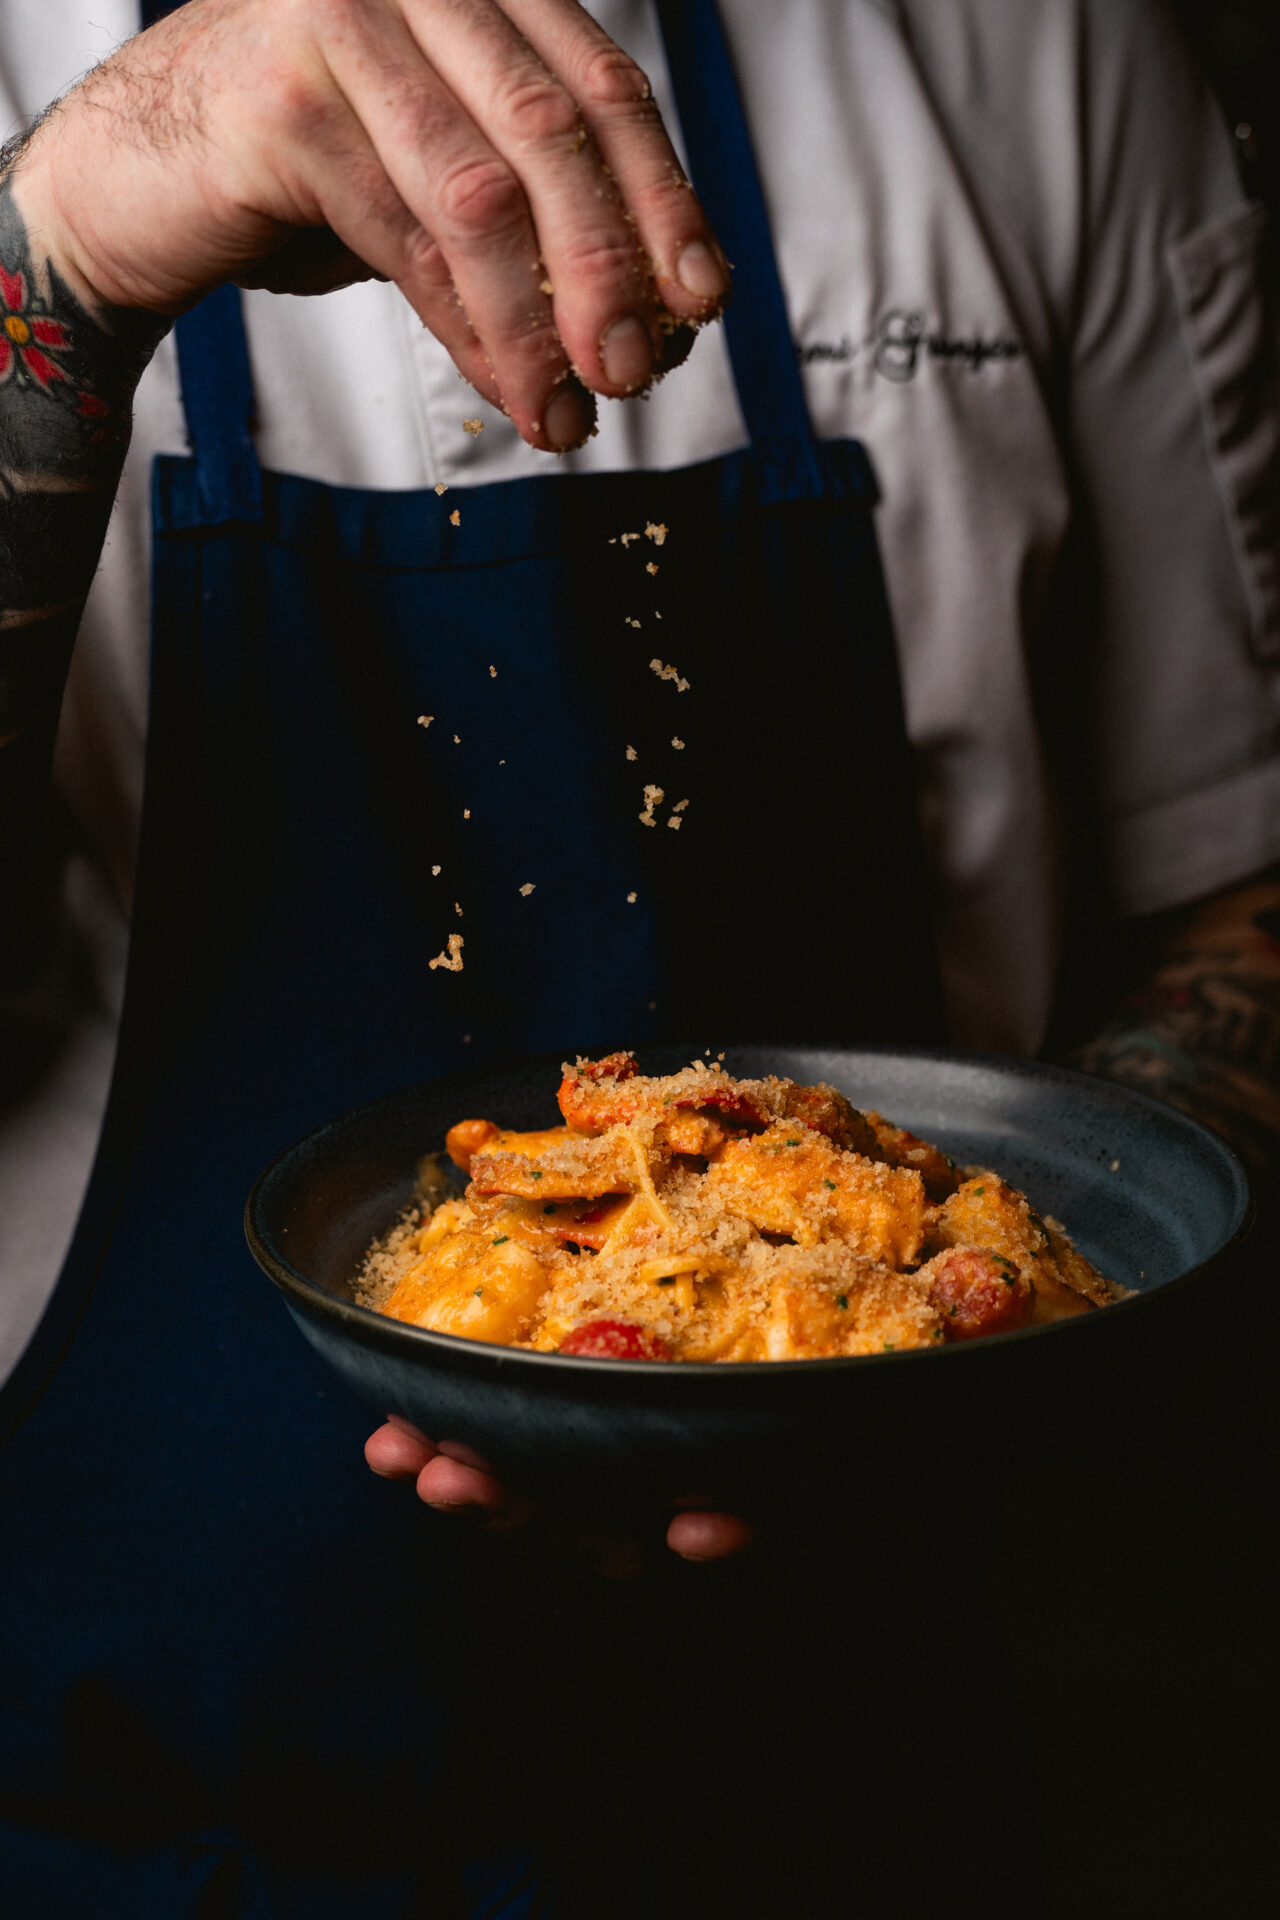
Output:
[0, 128, 168, 981]
[1070, 872, 1280, 1190]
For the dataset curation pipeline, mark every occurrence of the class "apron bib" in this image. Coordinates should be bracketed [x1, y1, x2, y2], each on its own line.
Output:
[0, 3, 956, 1913]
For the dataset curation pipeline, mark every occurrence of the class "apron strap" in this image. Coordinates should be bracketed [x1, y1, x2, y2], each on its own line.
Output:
[655, 0, 824, 505]
[171, 283, 264, 527]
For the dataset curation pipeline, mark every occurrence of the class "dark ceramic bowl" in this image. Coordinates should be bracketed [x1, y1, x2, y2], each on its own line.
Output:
[246, 1046, 1253, 1511]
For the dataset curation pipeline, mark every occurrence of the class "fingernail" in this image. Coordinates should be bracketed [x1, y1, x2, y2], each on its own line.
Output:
[601, 314, 654, 390]
[676, 240, 729, 301]
[545, 380, 596, 449]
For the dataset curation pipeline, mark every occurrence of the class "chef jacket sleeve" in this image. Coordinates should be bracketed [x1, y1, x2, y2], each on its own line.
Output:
[1057, 0, 1280, 914]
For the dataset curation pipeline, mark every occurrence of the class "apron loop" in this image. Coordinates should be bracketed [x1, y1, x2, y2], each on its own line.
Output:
[172, 283, 264, 528]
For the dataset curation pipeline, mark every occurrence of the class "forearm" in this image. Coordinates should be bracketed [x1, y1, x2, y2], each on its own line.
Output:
[0, 132, 166, 980]
[1069, 872, 1280, 1192]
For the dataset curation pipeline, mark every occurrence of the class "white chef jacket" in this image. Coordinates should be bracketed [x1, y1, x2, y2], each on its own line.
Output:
[2, 0, 1278, 1380]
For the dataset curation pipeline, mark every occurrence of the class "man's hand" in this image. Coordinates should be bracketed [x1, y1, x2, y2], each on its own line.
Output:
[14, 0, 729, 451]
[364, 1416, 755, 1575]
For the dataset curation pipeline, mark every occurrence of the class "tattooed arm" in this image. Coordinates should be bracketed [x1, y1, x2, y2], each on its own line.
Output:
[0, 143, 166, 983]
[1070, 870, 1280, 1194]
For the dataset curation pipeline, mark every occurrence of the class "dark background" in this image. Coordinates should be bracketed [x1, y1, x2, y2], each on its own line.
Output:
[1173, 0, 1280, 237]
[990, 11, 1279, 1919]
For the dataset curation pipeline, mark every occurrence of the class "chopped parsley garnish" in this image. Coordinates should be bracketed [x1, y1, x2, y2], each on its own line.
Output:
[823, 1178, 837, 1191]
[972, 1185, 985, 1195]
[473, 1287, 483, 1298]
[883, 1342, 896, 1352]
[836, 1293, 849, 1310]
[530, 1169, 543, 1179]
[948, 1304, 958, 1317]
[786, 1138, 800, 1147]
[492, 1235, 509, 1245]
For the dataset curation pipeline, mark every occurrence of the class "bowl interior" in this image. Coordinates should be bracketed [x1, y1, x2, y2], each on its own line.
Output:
[254, 1044, 1251, 1317]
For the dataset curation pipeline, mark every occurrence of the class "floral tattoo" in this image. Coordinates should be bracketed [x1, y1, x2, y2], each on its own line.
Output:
[0, 131, 167, 983]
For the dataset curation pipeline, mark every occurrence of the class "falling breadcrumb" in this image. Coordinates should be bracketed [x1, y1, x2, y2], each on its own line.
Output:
[463, 809, 471, 819]
[673, 798, 688, 812]
[667, 815, 683, 830]
[672, 736, 685, 750]
[639, 783, 664, 827]
[449, 509, 461, 526]
[454, 902, 463, 916]
[620, 531, 641, 547]
[428, 934, 464, 973]
[431, 864, 441, 876]
[646, 562, 659, 575]
[489, 665, 497, 678]
[433, 483, 448, 496]
[463, 418, 484, 436]
[645, 522, 668, 546]
[453, 734, 461, 744]
[625, 616, 641, 628]
[625, 745, 637, 761]
[519, 883, 535, 897]
[417, 715, 434, 728]
[627, 891, 637, 903]
[650, 658, 690, 692]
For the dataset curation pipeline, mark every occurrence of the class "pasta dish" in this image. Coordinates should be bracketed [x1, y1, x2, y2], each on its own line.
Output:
[357, 1054, 1118, 1360]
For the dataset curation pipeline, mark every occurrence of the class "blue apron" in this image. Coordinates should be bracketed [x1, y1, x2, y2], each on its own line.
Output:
[0, 3, 961, 1914]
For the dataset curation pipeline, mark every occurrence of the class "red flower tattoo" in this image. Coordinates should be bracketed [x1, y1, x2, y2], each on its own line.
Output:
[0, 259, 109, 419]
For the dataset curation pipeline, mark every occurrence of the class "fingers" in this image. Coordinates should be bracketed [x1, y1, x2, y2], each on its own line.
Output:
[365, 1423, 752, 1569]
[320, 0, 727, 440]
[666, 1509, 756, 1562]
[417, 1443, 534, 1534]
[314, 0, 596, 443]
[502, 0, 731, 319]
[364, 1414, 439, 1478]
[396, 0, 660, 396]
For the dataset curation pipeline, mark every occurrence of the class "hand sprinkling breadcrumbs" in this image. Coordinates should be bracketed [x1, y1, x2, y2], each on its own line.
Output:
[427, 933, 464, 972]
[639, 784, 664, 826]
